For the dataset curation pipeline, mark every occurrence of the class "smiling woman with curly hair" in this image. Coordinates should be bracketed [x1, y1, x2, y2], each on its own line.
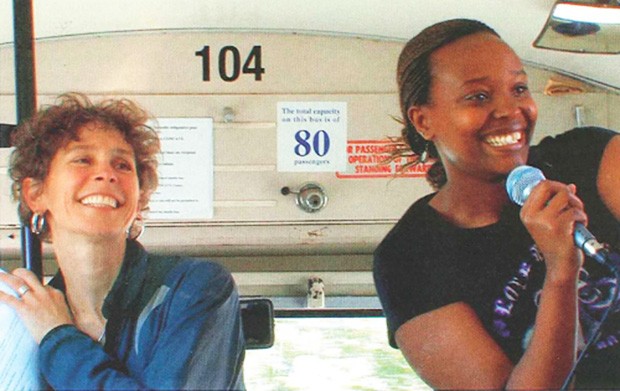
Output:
[1, 93, 246, 390]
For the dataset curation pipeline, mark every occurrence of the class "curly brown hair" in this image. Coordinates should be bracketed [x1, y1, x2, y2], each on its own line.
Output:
[9, 93, 160, 238]
[394, 19, 499, 189]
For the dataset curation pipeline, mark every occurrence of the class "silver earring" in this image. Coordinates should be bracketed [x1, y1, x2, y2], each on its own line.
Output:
[30, 213, 46, 235]
[127, 217, 145, 240]
[419, 143, 429, 164]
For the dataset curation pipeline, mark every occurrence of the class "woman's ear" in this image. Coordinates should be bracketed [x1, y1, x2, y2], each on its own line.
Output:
[21, 177, 46, 212]
[407, 105, 433, 141]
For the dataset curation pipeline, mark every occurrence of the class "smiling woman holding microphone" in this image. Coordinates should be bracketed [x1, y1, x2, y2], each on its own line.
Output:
[373, 19, 620, 390]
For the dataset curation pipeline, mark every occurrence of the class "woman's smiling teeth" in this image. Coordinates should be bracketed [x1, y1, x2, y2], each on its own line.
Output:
[484, 131, 522, 147]
[80, 195, 119, 208]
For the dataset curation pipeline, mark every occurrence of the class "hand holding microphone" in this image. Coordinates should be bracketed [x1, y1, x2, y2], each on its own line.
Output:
[506, 165, 612, 268]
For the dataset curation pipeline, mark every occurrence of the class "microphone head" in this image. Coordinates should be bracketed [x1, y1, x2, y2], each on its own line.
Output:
[506, 165, 546, 206]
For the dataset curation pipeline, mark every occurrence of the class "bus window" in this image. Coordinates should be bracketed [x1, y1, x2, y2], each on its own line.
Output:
[245, 317, 431, 390]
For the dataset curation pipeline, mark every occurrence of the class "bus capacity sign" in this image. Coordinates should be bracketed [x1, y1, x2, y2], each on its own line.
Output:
[336, 140, 431, 179]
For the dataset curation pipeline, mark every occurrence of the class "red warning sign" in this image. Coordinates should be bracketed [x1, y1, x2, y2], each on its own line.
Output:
[336, 140, 431, 179]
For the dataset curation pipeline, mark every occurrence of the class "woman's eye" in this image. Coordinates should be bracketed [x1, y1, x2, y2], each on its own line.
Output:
[515, 84, 530, 95]
[116, 161, 133, 171]
[466, 92, 489, 102]
[72, 157, 90, 164]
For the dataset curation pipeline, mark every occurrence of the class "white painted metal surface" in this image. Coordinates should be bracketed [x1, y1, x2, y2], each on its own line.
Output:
[1, 1, 618, 297]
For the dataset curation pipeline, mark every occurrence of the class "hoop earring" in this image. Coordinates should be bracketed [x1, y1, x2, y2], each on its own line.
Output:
[127, 216, 145, 240]
[30, 213, 46, 235]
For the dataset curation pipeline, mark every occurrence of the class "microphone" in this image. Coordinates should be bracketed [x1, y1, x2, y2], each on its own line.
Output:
[506, 165, 611, 267]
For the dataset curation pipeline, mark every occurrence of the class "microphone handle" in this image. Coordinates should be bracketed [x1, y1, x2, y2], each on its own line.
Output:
[574, 223, 612, 269]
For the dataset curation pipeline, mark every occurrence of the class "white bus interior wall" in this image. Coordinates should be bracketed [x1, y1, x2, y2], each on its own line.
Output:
[1, 4, 620, 306]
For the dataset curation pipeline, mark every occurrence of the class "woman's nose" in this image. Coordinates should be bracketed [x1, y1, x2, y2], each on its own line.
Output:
[94, 164, 118, 183]
[492, 95, 521, 119]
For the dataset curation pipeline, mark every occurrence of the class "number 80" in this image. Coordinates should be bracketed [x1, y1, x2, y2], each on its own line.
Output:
[294, 130, 330, 157]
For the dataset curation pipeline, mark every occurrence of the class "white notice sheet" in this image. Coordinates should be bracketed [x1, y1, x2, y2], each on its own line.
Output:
[148, 118, 214, 220]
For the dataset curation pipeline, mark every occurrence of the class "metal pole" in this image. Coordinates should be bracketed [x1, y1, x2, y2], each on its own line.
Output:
[13, 0, 37, 120]
[13, 0, 42, 280]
